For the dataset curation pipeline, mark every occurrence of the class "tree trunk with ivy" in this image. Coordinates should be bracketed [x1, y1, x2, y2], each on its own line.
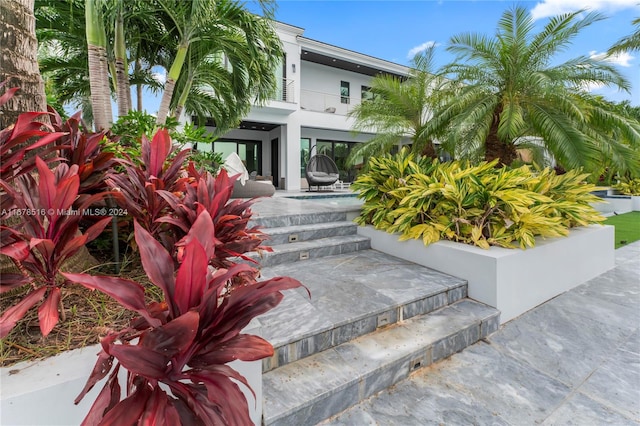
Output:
[0, 0, 47, 128]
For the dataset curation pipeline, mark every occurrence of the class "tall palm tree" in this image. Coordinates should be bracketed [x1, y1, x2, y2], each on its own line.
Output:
[85, 0, 112, 130]
[346, 47, 449, 167]
[154, 0, 283, 126]
[0, 0, 48, 127]
[434, 6, 640, 175]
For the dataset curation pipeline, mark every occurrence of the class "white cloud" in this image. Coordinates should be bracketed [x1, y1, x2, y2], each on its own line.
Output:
[531, 0, 639, 20]
[152, 70, 167, 85]
[590, 50, 635, 67]
[407, 41, 437, 59]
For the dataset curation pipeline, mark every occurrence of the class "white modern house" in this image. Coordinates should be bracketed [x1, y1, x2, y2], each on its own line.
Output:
[197, 21, 411, 191]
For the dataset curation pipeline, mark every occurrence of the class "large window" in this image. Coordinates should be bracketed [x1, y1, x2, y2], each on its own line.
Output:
[340, 81, 350, 104]
[316, 140, 361, 182]
[300, 138, 310, 176]
[214, 140, 262, 174]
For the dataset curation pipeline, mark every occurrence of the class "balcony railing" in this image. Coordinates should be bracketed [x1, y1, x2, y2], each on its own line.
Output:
[272, 78, 296, 103]
[300, 89, 361, 115]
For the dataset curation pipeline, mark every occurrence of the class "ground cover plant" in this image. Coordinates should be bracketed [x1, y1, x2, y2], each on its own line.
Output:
[352, 149, 605, 249]
[604, 212, 640, 248]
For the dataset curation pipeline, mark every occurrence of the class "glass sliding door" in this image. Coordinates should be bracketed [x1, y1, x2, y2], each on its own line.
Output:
[214, 140, 262, 175]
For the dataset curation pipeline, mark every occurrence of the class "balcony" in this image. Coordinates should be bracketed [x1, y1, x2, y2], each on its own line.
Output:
[300, 89, 360, 115]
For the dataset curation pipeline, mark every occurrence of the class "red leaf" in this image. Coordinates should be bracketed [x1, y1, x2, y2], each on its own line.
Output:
[149, 129, 171, 178]
[192, 334, 273, 367]
[176, 210, 219, 260]
[174, 240, 208, 314]
[29, 238, 56, 265]
[188, 365, 253, 426]
[62, 272, 161, 328]
[110, 344, 169, 379]
[36, 157, 56, 210]
[133, 221, 177, 316]
[38, 287, 61, 337]
[52, 173, 80, 211]
[0, 273, 32, 293]
[78, 373, 119, 426]
[141, 311, 199, 358]
[56, 234, 89, 263]
[98, 385, 151, 426]
[0, 287, 46, 338]
[83, 216, 112, 243]
[0, 240, 30, 261]
[139, 386, 182, 426]
[75, 350, 115, 404]
[0, 86, 19, 107]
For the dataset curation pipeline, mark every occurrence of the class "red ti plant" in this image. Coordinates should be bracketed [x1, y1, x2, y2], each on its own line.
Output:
[49, 108, 116, 195]
[105, 128, 190, 248]
[63, 211, 304, 425]
[0, 158, 111, 338]
[158, 165, 271, 269]
[0, 81, 66, 183]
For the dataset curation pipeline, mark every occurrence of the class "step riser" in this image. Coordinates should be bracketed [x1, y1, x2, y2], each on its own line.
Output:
[251, 211, 347, 228]
[257, 239, 371, 267]
[263, 283, 468, 372]
[263, 304, 500, 425]
[265, 224, 357, 246]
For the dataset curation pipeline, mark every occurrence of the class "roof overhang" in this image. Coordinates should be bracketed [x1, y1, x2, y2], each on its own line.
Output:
[298, 37, 410, 79]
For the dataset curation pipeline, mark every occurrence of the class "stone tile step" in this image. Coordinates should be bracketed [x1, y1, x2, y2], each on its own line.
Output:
[262, 299, 500, 426]
[262, 221, 358, 246]
[255, 250, 469, 372]
[250, 211, 348, 229]
[249, 235, 371, 267]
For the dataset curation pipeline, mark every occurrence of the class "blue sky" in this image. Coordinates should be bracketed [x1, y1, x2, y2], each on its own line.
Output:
[265, 0, 640, 106]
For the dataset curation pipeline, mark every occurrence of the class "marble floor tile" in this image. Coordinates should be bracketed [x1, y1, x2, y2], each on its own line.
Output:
[489, 300, 631, 387]
[541, 392, 638, 425]
[578, 333, 640, 420]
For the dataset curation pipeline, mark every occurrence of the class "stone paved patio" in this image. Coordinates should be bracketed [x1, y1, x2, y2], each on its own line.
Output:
[322, 241, 640, 425]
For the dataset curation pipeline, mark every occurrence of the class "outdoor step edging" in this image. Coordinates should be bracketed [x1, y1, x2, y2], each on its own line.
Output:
[263, 221, 358, 246]
[262, 280, 468, 372]
[262, 299, 500, 426]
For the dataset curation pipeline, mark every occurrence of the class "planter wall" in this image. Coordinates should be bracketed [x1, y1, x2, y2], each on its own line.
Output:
[632, 196, 640, 212]
[1, 329, 263, 425]
[591, 196, 632, 215]
[358, 225, 615, 323]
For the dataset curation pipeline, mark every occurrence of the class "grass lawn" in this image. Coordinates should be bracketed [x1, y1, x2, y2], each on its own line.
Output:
[604, 212, 640, 249]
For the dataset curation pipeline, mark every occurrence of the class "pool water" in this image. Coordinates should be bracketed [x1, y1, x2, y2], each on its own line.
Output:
[286, 194, 363, 207]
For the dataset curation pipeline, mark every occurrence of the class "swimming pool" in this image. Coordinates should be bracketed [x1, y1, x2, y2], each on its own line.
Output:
[285, 194, 364, 207]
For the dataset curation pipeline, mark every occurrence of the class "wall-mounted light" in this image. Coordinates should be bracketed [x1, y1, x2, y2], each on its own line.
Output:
[292, 63, 296, 73]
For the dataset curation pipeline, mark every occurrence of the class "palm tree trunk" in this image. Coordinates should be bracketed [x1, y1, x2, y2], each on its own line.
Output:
[114, 3, 131, 117]
[156, 43, 188, 125]
[135, 60, 143, 111]
[85, 0, 112, 131]
[173, 70, 193, 120]
[485, 105, 517, 166]
[0, 0, 47, 128]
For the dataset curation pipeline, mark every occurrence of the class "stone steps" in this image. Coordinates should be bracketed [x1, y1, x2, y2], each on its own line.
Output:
[249, 199, 500, 426]
[262, 299, 500, 426]
[257, 250, 469, 372]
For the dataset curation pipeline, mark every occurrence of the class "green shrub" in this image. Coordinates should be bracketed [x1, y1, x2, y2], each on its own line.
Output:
[352, 149, 605, 249]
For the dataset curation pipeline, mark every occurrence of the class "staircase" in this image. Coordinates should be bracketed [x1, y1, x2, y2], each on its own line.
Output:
[251, 202, 500, 425]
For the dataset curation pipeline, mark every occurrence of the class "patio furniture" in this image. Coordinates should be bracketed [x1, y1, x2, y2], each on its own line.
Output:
[306, 154, 339, 191]
[231, 180, 275, 198]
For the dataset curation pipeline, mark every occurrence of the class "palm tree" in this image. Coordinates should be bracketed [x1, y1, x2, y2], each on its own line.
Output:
[85, 0, 112, 130]
[346, 47, 449, 167]
[154, 0, 283, 126]
[0, 0, 48, 127]
[434, 6, 640, 175]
